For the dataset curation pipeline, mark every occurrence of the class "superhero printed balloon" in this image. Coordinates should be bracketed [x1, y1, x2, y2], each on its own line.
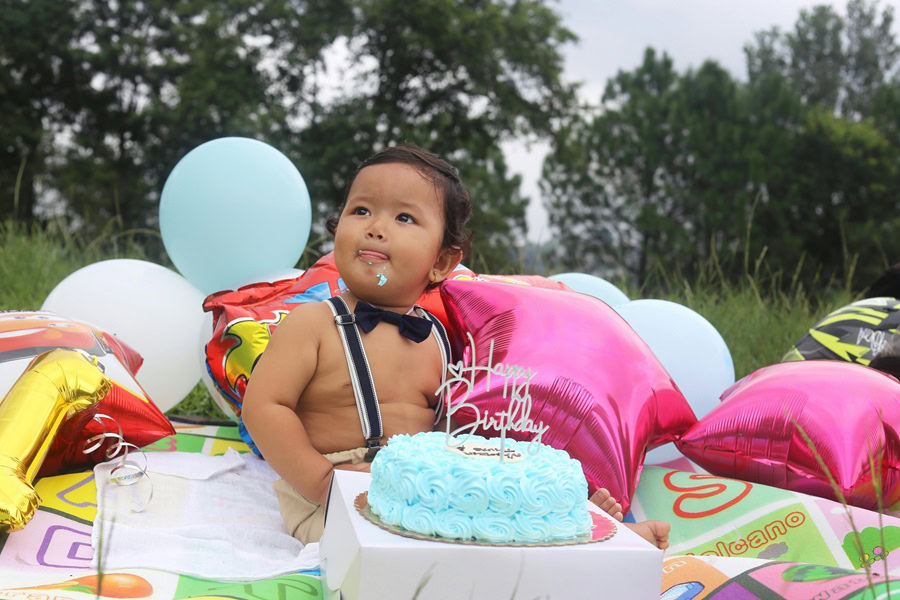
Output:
[202, 255, 344, 433]
[782, 297, 899, 376]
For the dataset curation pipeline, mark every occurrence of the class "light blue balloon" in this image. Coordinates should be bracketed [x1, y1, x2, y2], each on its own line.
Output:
[549, 272, 630, 307]
[616, 299, 735, 432]
[160, 137, 311, 294]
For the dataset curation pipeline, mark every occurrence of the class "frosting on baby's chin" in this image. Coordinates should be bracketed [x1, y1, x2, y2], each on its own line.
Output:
[367, 431, 592, 543]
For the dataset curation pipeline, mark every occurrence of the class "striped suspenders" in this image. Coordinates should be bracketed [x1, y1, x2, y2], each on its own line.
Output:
[325, 297, 451, 462]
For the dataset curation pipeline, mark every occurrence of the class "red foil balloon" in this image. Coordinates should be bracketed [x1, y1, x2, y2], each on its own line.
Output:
[0, 311, 173, 477]
[677, 361, 900, 510]
[440, 279, 695, 513]
[44, 381, 174, 476]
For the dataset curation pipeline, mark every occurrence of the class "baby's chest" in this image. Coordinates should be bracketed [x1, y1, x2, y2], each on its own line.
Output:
[366, 327, 444, 397]
[319, 325, 444, 399]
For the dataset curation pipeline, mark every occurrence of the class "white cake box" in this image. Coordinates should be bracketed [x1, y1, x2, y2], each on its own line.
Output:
[320, 471, 663, 600]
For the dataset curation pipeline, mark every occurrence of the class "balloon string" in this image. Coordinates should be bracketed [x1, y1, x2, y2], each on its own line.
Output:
[82, 413, 154, 512]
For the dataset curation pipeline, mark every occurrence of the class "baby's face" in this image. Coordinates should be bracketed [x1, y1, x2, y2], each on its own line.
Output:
[334, 162, 447, 307]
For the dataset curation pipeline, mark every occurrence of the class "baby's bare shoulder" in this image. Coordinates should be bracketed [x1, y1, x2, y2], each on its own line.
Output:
[273, 301, 333, 344]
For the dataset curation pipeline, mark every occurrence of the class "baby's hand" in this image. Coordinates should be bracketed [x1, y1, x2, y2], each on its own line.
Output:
[335, 462, 371, 473]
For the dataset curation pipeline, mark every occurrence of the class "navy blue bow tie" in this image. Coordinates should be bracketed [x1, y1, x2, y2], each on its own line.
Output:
[354, 301, 433, 343]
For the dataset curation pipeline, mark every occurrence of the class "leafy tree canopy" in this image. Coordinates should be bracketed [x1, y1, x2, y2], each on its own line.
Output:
[1, 0, 576, 272]
[542, 0, 900, 290]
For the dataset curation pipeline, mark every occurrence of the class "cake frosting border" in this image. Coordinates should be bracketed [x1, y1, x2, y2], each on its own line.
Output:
[355, 492, 617, 547]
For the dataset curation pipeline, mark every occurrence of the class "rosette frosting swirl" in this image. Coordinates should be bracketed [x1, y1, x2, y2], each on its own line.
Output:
[367, 432, 593, 543]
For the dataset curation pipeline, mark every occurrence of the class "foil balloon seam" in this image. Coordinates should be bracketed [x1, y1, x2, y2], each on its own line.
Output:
[82, 413, 153, 512]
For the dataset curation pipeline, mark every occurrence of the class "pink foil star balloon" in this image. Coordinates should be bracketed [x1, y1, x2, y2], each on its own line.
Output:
[677, 361, 900, 510]
[440, 279, 696, 513]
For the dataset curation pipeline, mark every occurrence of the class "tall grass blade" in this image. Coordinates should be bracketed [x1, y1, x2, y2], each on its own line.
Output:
[791, 414, 876, 593]
[13, 157, 26, 218]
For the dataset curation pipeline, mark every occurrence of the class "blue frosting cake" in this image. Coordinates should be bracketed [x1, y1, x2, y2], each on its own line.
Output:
[367, 431, 592, 543]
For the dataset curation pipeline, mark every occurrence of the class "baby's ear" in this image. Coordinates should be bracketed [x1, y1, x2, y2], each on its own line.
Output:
[429, 248, 463, 284]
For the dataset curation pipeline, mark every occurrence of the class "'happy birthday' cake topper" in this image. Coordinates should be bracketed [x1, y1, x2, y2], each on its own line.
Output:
[436, 332, 550, 462]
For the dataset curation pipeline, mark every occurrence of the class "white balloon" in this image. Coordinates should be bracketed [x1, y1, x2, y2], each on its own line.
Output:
[197, 313, 238, 422]
[42, 259, 206, 412]
[617, 299, 735, 422]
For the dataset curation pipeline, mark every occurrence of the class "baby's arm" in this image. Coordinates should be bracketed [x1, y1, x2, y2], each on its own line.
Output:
[242, 304, 336, 505]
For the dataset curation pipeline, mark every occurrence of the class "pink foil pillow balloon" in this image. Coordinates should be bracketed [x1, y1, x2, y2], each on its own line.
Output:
[439, 279, 696, 513]
[677, 361, 900, 510]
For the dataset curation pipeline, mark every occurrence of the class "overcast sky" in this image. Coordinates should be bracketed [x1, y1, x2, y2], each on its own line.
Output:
[511, 0, 856, 242]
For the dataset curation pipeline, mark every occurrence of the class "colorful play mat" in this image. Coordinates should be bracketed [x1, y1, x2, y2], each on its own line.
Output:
[4, 425, 900, 599]
[0, 424, 321, 599]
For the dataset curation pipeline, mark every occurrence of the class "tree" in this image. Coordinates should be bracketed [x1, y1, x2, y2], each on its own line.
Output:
[787, 107, 899, 287]
[0, 0, 87, 223]
[871, 78, 900, 146]
[733, 67, 900, 288]
[296, 0, 576, 270]
[542, 50, 748, 283]
[543, 30, 900, 290]
[787, 4, 845, 111]
[3, 0, 577, 274]
[741, 0, 900, 286]
[668, 61, 750, 267]
[744, 0, 898, 118]
[542, 49, 676, 279]
[541, 0, 900, 289]
[738, 69, 806, 277]
[52, 0, 351, 232]
[843, 0, 898, 117]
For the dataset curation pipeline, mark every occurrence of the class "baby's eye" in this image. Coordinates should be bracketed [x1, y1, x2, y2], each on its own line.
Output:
[352, 207, 370, 216]
[397, 213, 416, 224]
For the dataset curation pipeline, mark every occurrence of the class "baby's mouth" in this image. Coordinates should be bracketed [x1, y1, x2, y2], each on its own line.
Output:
[358, 250, 389, 263]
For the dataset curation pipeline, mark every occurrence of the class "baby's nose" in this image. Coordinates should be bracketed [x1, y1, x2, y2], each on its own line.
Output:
[366, 230, 384, 240]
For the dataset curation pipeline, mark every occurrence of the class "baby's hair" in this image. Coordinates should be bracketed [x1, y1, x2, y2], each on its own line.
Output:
[326, 144, 473, 258]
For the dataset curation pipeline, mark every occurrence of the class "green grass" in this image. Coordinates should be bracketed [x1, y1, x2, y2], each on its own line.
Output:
[174, 383, 230, 420]
[0, 220, 142, 310]
[634, 278, 852, 379]
[0, 219, 857, 417]
[628, 246, 857, 378]
[0, 219, 223, 417]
